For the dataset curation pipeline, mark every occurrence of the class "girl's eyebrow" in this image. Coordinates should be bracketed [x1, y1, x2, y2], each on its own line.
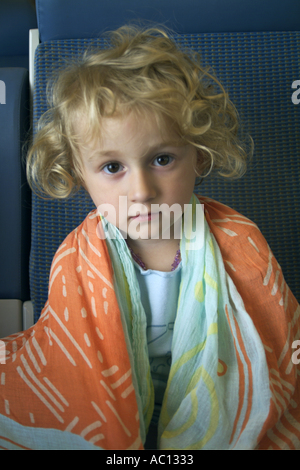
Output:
[87, 149, 120, 162]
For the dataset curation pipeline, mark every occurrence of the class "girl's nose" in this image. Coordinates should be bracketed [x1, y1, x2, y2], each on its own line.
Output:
[128, 169, 157, 203]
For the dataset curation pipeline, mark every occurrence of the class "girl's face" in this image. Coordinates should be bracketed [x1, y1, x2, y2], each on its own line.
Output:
[78, 111, 198, 245]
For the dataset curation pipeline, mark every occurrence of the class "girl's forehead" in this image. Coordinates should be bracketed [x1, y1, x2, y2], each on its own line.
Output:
[73, 108, 182, 150]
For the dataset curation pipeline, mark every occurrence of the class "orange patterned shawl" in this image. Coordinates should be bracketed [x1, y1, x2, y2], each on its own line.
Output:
[0, 196, 299, 450]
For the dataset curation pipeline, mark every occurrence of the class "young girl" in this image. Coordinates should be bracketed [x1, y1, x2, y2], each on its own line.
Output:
[0, 26, 299, 450]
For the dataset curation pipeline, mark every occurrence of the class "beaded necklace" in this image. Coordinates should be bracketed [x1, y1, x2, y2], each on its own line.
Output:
[127, 243, 181, 271]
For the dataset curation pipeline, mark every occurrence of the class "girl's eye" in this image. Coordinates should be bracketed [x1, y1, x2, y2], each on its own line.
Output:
[154, 154, 173, 166]
[102, 162, 122, 174]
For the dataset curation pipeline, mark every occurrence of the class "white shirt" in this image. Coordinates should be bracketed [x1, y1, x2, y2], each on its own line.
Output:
[133, 259, 182, 424]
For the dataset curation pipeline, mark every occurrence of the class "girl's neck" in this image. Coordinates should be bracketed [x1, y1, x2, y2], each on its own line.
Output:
[126, 237, 181, 272]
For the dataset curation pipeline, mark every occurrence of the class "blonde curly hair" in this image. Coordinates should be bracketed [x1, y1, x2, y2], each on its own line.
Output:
[27, 25, 251, 199]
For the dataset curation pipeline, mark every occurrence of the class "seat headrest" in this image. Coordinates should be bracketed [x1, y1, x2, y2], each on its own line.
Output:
[36, 0, 300, 42]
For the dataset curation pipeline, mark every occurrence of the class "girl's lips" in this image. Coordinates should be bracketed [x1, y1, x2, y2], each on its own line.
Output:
[130, 212, 159, 222]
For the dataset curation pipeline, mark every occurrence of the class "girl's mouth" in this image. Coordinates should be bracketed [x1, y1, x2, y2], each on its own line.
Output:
[130, 212, 159, 222]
